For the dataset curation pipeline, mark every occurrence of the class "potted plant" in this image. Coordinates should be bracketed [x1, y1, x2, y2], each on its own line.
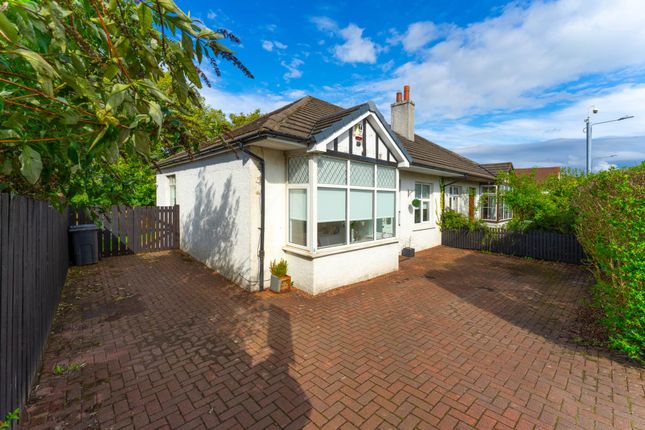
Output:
[269, 259, 291, 293]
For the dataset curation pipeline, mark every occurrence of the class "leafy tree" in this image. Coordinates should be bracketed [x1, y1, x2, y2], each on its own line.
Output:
[497, 168, 587, 233]
[67, 106, 263, 207]
[229, 109, 261, 128]
[0, 0, 252, 206]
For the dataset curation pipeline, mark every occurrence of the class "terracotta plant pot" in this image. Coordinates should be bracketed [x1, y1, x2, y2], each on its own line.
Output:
[270, 274, 291, 293]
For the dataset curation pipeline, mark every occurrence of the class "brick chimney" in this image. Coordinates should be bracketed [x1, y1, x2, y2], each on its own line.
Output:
[391, 85, 414, 140]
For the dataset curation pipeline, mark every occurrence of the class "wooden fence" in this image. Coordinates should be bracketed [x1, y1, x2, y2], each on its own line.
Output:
[441, 228, 585, 264]
[0, 195, 69, 419]
[69, 205, 179, 257]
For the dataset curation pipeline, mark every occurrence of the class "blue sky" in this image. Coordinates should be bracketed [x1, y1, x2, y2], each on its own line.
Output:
[178, 0, 645, 171]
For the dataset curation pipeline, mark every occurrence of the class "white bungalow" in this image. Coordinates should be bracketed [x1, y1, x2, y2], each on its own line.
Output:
[156, 86, 504, 294]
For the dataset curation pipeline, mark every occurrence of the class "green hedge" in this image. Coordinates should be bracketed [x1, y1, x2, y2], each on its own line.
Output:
[573, 163, 644, 361]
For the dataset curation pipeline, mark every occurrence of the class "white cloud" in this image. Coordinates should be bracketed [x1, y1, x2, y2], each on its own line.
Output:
[389, 21, 440, 52]
[354, 0, 645, 120]
[262, 40, 288, 52]
[285, 89, 307, 99]
[334, 24, 378, 64]
[200, 86, 289, 116]
[422, 84, 645, 169]
[207, 10, 216, 20]
[312, 17, 379, 64]
[282, 58, 304, 81]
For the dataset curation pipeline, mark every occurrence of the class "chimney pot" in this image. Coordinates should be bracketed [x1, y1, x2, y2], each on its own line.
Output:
[396, 92, 402, 103]
[403, 85, 410, 101]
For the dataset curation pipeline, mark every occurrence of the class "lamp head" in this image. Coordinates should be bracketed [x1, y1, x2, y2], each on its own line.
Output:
[592, 106, 599, 114]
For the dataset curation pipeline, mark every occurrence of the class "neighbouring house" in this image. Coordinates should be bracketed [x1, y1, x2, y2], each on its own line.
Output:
[480, 162, 515, 226]
[157, 86, 505, 294]
[514, 166, 561, 183]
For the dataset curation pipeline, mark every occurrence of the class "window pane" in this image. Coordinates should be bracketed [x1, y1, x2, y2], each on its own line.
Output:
[318, 157, 346, 185]
[350, 162, 374, 187]
[377, 166, 396, 188]
[377, 191, 395, 239]
[318, 188, 346, 221]
[317, 188, 346, 248]
[350, 190, 373, 220]
[422, 201, 430, 222]
[414, 208, 420, 224]
[289, 189, 307, 246]
[415, 183, 422, 198]
[288, 157, 309, 183]
[350, 190, 373, 244]
[377, 191, 395, 218]
[318, 221, 346, 247]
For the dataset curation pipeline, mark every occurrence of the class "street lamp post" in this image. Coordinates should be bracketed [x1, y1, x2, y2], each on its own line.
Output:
[584, 107, 634, 174]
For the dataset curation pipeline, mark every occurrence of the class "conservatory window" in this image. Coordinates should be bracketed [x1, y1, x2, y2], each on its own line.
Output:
[289, 189, 307, 246]
[317, 188, 346, 248]
[414, 183, 432, 223]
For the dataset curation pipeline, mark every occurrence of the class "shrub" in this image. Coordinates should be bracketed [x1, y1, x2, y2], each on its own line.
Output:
[269, 259, 288, 277]
[573, 163, 645, 361]
[498, 169, 586, 233]
[440, 210, 486, 232]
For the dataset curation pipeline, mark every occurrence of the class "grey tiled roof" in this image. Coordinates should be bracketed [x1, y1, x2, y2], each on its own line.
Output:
[398, 133, 495, 180]
[481, 162, 514, 176]
[160, 95, 494, 181]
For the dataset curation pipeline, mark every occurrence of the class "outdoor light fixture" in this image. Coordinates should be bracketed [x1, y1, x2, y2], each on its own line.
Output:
[584, 107, 634, 173]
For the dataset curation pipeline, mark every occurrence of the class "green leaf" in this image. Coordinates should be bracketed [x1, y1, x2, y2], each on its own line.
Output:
[0, 12, 19, 43]
[15, 49, 58, 78]
[147, 101, 163, 127]
[61, 110, 81, 125]
[19, 146, 42, 184]
[89, 126, 109, 151]
[138, 4, 153, 32]
[132, 131, 150, 156]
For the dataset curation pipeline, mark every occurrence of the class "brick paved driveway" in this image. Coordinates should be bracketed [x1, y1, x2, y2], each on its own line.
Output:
[23, 247, 644, 429]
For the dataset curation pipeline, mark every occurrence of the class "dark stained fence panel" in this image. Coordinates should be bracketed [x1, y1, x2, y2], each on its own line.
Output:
[441, 228, 585, 264]
[69, 205, 179, 257]
[0, 195, 69, 419]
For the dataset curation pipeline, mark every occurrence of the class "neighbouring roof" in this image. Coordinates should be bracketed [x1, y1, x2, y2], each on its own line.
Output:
[159, 95, 493, 181]
[399, 133, 495, 180]
[481, 162, 514, 176]
[515, 166, 561, 183]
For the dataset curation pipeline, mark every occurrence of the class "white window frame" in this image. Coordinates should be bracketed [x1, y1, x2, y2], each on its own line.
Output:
[414, 182, 432, 224]
[480, 185, 498, 221]
[167, 174, 176, 206]
[447, 185, 461, 212]
[286, 155, 398, 252]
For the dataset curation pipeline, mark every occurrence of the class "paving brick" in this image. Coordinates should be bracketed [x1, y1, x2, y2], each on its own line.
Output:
[20, 248, 645, 429]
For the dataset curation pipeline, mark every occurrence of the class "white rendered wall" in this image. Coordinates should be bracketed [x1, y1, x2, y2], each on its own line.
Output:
[156, 151, 261, 290]
[398, 171, 442, 251]
[285, 241, 400, 295]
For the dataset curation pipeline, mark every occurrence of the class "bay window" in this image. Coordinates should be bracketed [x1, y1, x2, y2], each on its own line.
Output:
[287, 155, 397, 250]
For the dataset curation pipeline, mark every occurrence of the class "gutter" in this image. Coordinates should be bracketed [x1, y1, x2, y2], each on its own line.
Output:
[238, 144, 266, 292]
